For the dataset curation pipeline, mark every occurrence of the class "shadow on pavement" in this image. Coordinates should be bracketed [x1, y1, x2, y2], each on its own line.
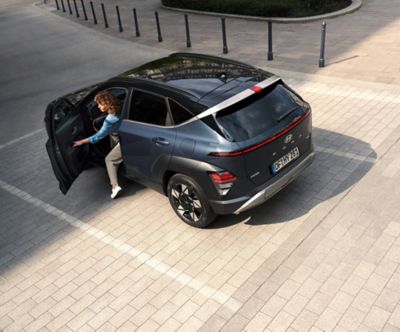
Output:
[210, 127, 376, 229]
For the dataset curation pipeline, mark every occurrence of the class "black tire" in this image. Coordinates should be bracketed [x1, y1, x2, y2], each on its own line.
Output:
[167, 174, 217, 228]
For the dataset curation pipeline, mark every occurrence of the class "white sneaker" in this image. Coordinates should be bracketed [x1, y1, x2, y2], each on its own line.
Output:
[111, 185, 122, 199]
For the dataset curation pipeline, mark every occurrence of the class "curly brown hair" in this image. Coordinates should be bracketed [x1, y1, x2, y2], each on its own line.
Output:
[94, 91, 121, 115]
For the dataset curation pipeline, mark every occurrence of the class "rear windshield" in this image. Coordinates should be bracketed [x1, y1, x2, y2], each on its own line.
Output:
[215, 84, 301, 141]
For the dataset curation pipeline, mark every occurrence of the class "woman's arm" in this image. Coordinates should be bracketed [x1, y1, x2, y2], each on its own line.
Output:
[72, 137, 89, 147]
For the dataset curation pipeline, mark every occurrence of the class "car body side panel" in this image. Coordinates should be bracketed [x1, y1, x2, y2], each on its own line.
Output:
[119, 120, 177, 186]
[171, 120, 257, 201]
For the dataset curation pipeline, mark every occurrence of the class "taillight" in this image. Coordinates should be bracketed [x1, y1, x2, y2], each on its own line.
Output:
[209, 171, 237, 196]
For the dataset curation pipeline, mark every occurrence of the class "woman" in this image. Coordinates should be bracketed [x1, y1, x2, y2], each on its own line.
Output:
[73, 91, 123, 199]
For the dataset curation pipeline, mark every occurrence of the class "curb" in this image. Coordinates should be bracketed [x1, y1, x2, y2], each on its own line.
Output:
[161, 0, 362, 23]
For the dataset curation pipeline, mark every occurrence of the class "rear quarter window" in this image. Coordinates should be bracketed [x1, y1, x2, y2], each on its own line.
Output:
[169, 99, 194, 125]
[215, 84, 300, 141]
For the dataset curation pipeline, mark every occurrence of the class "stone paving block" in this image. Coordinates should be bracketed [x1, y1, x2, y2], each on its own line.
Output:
[71, 281, 97, 300]
[291, 309, 319, 332]
[69, 294, 97, 315]
[363, 306, 391, 331]
[338, 306, 365, 331]
[88, 307, 116, 330]
[290, 265, 314, 284]
[152, 301, 179, 326]
[88, 292, 116, 314]
[48, 295, 75, 317]
[375, 259, 399, 279]
[173, 300, 200, 324]
[283, 294, 309, 317]
[388, 305, 400, 329]
[353, 289, 378, 313]
[260, 294, 287, 318]
[198, 314, 227, 332]
[46, 309, 75, 331]
[118, 320, 138, 332]
[177, 316, 204, 332]
[195, 299, 222, 322]
[341, 274, 366, 296]
[130, 304, 158, 327]
[130, 289, 157, 311]
[30, 296, 57, 319]
[364, 273, 389, 294]
[267, 310, 295, 332]
[137, 319, 160, 331]
[67, 308, 97, 330]
[276, 279, 301, 300]
[25, 312, 54, 331]
[332, 262, 355, 281]
[220, 313, 249, 332]
[328, 291, 354, 314]
[314, 307, 343, 332]
[376, 288, 400, 313]
[52, 282, 79, 302]
[298, 278, 322, 299]
[383, 323, 400, 331]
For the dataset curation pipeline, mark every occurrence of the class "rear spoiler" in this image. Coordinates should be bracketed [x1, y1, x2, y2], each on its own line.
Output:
[196, 76, 281, 120]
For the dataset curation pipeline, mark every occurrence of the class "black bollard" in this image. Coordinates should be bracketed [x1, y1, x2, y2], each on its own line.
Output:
[133, 8, 140, 37]
[116, 6, 123, 32]
[184, 14, 191, 48]
[67, 0, 72, 15]
[221, 18, 228, 54]
[319, 21, 327, 68]
[55, 0, 60, 10]
[267, 20, 273, 61]
[73, 0, 79, 18]
[90, 1, 97, 24]
[155, 11, 163, 42]
[60, 0, 66, 12]
[101, 3, 108, 28]
[81, 0, 88, 20]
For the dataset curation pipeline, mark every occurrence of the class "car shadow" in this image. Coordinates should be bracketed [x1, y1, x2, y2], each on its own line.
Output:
[0, 126, 376, 279]
[208, 127, 376, 229]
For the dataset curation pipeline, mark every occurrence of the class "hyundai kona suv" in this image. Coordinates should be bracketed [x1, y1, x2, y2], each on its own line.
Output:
[45, 53, 314, 228]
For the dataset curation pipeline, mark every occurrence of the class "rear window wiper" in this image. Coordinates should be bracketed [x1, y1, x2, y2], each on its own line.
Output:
[277, 106, 299, 122]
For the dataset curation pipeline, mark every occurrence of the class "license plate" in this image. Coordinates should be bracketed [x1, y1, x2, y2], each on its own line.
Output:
[272, 147, 300, 174]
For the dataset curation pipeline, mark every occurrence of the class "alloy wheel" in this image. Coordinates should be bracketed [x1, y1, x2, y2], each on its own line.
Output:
[170, 183, 203, 223]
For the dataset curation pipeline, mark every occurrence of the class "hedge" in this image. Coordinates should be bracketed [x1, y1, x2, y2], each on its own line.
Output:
[161, 0, 351, 18]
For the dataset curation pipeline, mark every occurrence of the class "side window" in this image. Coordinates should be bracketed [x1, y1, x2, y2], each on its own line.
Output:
[129, 90, 169, 126]
[169, 99, 193, 125]
[107, 87, 127, 106]
[53, 100, 77, 131]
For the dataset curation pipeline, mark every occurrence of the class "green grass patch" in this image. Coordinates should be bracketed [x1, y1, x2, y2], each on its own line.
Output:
[161, 0, 351, 18]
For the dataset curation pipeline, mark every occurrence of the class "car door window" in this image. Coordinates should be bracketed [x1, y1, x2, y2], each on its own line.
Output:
[168, 99, 193, 125]
[129, 90, 169, 126]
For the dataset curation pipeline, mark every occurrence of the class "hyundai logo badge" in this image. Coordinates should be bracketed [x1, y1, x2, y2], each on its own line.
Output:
[284, 134, 293, 144]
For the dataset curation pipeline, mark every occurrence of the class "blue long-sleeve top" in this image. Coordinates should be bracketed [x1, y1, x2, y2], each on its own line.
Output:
[88, 114, 122, 144]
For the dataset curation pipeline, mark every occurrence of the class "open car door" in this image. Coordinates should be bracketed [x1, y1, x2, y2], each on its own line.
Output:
[44, 98, 90, 194]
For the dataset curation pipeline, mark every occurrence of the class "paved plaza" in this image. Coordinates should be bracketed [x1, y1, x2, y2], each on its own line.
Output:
[1, 0, 400, 331]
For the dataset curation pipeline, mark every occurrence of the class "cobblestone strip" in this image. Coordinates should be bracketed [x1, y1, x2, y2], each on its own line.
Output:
[0, 178, 243, 313]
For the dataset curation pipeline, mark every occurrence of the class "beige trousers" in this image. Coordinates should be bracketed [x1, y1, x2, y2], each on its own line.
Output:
[105, 141, 122, 187]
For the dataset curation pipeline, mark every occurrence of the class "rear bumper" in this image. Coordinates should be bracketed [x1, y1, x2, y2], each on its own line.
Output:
[209, 150, 315, 215]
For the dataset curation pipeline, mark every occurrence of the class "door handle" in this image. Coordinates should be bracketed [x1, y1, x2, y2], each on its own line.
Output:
[72, 126, 78, 136]
[152, 137, 169, 146]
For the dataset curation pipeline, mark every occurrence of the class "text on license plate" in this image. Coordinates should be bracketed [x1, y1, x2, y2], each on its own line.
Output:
[271, 147, 300, 174]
